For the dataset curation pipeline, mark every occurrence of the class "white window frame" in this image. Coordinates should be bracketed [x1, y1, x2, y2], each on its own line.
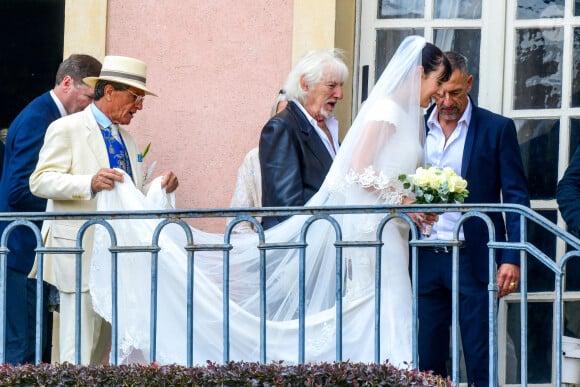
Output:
[356, 1, 579, 385]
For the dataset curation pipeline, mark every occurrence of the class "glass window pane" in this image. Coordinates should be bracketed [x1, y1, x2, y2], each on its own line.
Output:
[375, 29, 424, 83]
[514, 28, 563, 109]
[434, 0, 481, 19]
[517, 0, 564, 19]
[434, 29, 481, 105]
[378, 0, 423, 19]
[572, 29, 580, 107]
[506, 302, 553, 384]
[525, 210, 557, 292]
[565, 301, 580, 337]
[577, 1, 580, 16]
[516, 119, 559, 199]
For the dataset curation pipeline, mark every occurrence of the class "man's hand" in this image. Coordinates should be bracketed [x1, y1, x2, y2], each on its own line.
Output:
[497, 263, 520, 298]
[91, 168, 125, 193]
[403, 196, 438, 232]
[160, 171, 179, 193]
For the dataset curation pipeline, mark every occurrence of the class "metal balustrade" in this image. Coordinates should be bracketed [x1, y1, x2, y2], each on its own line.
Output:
[0, 203, 577, 386]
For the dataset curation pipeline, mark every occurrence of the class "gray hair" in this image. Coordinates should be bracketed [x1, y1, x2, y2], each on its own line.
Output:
[93, 80, 129, 101]
[445, 51, 469, 76]
[283, 49, 348, 104]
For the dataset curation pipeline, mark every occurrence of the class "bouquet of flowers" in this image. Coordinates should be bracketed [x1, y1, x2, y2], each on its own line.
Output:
[399, 165, 469, 204]
[398, 165, 469, 235]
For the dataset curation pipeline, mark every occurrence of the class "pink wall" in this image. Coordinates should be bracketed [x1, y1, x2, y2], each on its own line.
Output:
[106, 0, 293, 231]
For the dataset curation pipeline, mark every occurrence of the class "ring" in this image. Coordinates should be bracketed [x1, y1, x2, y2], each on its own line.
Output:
[415, 216, 421, 222]
[509, 282, 516, 288]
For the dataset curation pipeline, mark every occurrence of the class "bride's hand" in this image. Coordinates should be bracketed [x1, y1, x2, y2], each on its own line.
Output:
[402, 197, 438, 230]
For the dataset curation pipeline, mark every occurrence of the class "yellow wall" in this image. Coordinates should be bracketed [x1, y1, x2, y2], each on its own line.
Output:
[293, 0, 356, 137]
[63, 0, 107, 60]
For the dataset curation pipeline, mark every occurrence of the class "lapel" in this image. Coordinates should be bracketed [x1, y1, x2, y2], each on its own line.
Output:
[119, 126, 143, 188]
[288, 101, 334, 169]
[425, 98, 478, 179]
[82, 108, 110, 168]
[461, 98, 477, 178]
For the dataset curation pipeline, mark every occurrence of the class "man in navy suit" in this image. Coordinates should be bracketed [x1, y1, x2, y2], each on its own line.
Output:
[259, 49, 348, 229]
[557, 146, 580, 235]
[0, 54, 101, 364]
[418, 52, 530, 385]
[0, 140, 4, 181]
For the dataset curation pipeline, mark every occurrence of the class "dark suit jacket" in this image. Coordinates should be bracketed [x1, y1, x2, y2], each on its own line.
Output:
[426, 100, 530, 282]
[0, 140, 4, 182]
[259, 101, 333, 229]
[0, 91, 60, 274]
[557, 144, 580, 236]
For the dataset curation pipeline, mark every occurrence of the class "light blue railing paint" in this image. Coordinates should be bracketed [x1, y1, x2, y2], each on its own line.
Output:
[0, 203, 577, 386]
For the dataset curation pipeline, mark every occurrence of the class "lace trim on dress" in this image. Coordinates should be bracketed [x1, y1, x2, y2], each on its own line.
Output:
[328, 165, 409, 205]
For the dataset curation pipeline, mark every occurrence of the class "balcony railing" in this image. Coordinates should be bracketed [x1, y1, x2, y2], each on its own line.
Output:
[0, 203, 577, 386]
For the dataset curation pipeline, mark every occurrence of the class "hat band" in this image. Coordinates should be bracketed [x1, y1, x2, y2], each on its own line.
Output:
[100, 70, 146, 84]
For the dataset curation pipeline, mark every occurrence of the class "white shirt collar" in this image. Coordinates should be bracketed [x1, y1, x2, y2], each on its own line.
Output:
[292, 99, 339, 158]
[49, 90, 67, 117]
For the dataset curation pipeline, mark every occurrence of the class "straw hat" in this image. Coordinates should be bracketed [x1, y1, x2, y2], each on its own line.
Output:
[83, 55, 157, 96]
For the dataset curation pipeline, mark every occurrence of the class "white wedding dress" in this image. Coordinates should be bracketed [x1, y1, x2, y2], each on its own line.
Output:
[90, 36, 426, 368]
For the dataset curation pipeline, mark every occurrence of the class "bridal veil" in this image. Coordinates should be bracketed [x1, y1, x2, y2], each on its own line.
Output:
[90, 35, 427, 366]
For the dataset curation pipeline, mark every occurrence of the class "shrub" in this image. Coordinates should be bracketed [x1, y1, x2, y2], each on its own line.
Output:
[0, 361, 450, 386]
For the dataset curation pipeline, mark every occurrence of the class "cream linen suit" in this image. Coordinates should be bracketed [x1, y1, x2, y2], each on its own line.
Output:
[30, 105, 145, 364]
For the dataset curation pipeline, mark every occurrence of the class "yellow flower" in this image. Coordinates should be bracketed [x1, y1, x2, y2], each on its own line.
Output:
[412, 167, 430, 187]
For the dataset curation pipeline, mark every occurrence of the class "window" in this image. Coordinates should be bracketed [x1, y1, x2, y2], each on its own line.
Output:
[358, 1, 580, 384]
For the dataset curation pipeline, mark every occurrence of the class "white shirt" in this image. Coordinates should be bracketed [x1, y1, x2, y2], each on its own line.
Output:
[49, 90, 67, 117]
[424, 99, 473, 240]
[294, 99, 339, 158]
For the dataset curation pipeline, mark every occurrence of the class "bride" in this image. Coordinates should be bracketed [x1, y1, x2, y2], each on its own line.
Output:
[89, 35, 451, 367]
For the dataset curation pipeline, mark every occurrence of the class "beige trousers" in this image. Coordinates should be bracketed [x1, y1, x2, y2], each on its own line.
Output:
[59, 291, 111, 365]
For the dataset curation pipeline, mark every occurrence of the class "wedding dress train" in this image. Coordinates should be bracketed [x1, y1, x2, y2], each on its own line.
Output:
[89, 35, 427, 368]
[90, 171, 414, 367]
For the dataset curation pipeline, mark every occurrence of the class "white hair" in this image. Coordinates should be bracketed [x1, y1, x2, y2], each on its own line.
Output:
[283, 49, 348, 105]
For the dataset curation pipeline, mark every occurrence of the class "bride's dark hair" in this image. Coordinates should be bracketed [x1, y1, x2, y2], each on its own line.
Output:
[422, 42, 452, 82]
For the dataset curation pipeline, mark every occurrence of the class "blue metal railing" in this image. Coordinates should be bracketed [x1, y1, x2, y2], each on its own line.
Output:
[0, 203, 577, 386]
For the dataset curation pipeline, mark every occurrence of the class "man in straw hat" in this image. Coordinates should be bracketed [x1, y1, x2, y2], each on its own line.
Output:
[0, 54, 101, 364]
[30, 55, 179, 365]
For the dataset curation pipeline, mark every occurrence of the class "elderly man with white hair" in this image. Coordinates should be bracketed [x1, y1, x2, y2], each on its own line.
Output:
[259, 49, 348, 229]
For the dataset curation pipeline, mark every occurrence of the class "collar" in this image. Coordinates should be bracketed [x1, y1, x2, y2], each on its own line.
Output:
[49, 90, 67, 118]
[292, 99, 339, 137]
[90, 102, 113, 129]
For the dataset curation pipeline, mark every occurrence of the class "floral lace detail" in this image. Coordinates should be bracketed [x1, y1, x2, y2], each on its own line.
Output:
[328, 165, 410, 205]
[306, 322, 335, 355]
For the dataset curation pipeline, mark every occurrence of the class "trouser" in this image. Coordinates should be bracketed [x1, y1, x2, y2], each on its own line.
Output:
[6, 268, 54, 364]
[417, 248, 489, 387]
[59, 291, 111, 365]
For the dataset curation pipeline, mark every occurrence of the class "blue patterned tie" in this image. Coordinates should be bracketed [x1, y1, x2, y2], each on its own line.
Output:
[101, 125, 133, 179]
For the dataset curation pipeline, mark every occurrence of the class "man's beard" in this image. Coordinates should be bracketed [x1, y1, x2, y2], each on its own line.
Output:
[319, 106, 333, 119]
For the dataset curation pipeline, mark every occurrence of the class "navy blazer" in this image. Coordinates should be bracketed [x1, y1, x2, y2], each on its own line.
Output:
[557, 145, 580, 236]
[0, 140, 4, 182]
[259, 101, 333, 229]
[0, 91, 61, 274]
[426, 100, 530, 282]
